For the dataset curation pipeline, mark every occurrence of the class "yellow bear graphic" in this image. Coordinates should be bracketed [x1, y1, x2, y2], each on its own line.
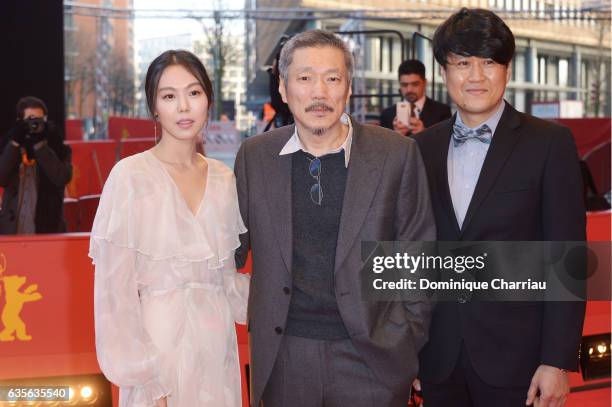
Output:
[0, 275, 42, 341]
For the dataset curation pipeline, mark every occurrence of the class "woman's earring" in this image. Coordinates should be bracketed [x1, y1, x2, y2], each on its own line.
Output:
[200, 127, 206, 156]
[154, 114, 159, 144]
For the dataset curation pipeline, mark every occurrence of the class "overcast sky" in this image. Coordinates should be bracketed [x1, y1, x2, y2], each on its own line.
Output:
[134, 0, 245, 40]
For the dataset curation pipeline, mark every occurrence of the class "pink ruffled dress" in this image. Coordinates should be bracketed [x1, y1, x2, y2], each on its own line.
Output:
[89, 151, 248, 407]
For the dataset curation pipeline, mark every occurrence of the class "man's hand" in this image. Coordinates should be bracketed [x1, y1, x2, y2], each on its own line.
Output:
[408, 117, 425, 134]
[412, 378, 421, 392]
[411, 378, 423, 407]
[7, 121, 29, 146]
[392, 116, 411, 136]
[155, 396, 168, 407]
[526, 364, 569, 407]
[392, 116, 425, 136]
[27, 130, 47, 147]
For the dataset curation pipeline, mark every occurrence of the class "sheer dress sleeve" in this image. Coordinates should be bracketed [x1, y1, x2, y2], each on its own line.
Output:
[205, 164, 249, 324]
[89, 160, 171, 406]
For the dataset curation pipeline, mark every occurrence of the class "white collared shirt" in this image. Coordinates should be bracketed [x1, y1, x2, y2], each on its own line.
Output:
[412, 95, 426, 118]
[279, 113, 353, 168]
[447, 100, 506, 228]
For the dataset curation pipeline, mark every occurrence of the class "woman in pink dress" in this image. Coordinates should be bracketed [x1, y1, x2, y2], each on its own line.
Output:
[89, 50, 248, 407]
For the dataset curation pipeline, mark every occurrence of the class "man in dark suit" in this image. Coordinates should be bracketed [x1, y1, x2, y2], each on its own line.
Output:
[0, 96, 72, 234]
[235, 30, 435, 407]
[380, 59, 451, 136]
[414, 8, 586, 407]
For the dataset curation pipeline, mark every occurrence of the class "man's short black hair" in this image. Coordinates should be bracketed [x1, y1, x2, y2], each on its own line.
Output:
[398, 59, 426, 80]
[16, 96, 48, 119]
[433, 8, 515, 68]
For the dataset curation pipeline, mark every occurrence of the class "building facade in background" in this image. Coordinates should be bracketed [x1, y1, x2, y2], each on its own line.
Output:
[63, 0, 610, 140]
[64, 0, 135, 136]
[248, 0, 611, 119]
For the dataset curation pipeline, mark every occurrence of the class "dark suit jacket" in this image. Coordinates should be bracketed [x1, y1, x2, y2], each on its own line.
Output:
[235, 119, 436, 406]
[414, 103, 586, 388]
[380, 97, 452, 131]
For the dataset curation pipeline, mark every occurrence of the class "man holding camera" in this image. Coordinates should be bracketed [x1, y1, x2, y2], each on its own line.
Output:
[0, 96, 72, 234]
[380, 59, 451, 136]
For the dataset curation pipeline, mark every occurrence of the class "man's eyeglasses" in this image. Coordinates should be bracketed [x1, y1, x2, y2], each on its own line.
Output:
[308, 157, 323, 205]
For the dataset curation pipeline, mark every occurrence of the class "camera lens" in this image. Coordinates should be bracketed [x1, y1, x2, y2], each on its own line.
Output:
[25, 118, 44, 132]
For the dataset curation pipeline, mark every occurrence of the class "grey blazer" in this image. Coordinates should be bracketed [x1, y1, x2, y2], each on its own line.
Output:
[235, 119, 436, 406]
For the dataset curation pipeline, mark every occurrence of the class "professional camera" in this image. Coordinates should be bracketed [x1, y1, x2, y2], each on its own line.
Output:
[24, 117, 45, 133]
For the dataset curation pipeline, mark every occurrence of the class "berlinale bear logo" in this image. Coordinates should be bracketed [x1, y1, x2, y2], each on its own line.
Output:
[0, 254, 43, 341]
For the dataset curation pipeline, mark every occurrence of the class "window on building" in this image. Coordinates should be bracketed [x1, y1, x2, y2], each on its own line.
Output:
[568, 5, 575, 24]
[561, 4, 566, 23]
[366, 37, 381, 72]
[382, 37, 390, 73]
[422, 40, 434, 83]
[539, 57, 547, 84]
[366, 78, 381, 110]
[515, 88, 526, 112]
[515, 51, 526, 82]
[546, 2, 555, 19]
[405, 39, 411, 61]
[381, 80, 390, 100]
[547, 56, 558, 85]
[558, 58, 569, 87]
[514, 0, 522, 11]
[392, 38, 402, 74]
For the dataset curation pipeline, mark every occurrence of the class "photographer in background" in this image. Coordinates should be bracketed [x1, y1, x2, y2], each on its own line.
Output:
[263, 36, 294, 132]
[380, 59, 451, 136]
[0, 96, 72, 234]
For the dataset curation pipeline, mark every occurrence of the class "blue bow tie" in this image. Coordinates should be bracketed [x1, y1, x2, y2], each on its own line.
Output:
[452, 123, 493, 146]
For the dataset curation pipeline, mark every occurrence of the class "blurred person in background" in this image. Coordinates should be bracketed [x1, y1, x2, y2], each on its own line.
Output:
[0, 96, 72, 234]
[379, 59, 451, 136]
[263, 36, 294, 131]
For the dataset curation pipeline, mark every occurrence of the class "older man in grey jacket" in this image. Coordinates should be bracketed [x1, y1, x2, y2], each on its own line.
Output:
[235, 29, 435, 407]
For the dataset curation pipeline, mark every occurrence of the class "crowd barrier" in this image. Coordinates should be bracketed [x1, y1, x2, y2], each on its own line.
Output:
[556, 118, 611, 158]
[0, 235, 251, 406]
[0, 212, 609, 406]
[63, 116, 610, 198]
